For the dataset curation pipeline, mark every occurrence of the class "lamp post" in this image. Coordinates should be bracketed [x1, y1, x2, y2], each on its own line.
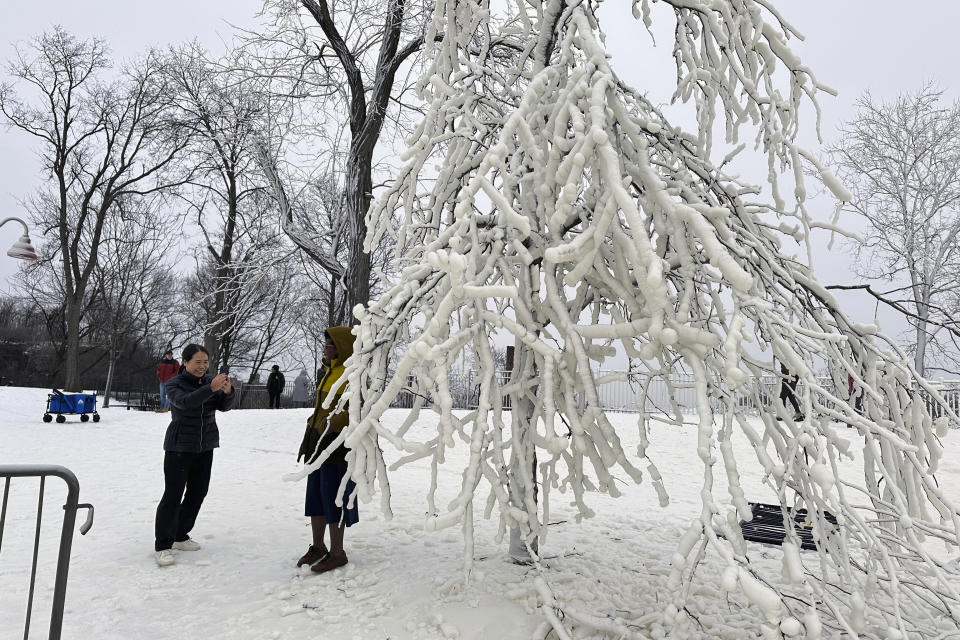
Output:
[0, 216, 38, 260]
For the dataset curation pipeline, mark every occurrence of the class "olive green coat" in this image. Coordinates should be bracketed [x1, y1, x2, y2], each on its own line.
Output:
[297, 326, 355, 464]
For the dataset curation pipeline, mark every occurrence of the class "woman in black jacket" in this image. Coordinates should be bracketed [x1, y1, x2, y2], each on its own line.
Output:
[153, 344, 234, 567]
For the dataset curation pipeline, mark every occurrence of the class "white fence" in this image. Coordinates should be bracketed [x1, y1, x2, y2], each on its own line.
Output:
[390, 371, 960, 418]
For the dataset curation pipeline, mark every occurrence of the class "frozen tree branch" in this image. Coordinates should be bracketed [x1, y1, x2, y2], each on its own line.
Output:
[282, 1, 960, 637]
[827, 283, 960, 341]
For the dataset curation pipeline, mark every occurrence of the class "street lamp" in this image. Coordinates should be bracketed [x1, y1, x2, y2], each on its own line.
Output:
[0, 217, 37, 260]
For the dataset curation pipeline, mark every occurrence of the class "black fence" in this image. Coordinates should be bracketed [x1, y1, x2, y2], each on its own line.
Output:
[108, 388, 162, 411]
[99, 380, 314, 411]
[233, 382, 314, 409]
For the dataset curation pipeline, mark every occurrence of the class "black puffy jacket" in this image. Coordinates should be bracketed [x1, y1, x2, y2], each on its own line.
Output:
[162, 369, 235, 453]
[267, 371, 286, 393]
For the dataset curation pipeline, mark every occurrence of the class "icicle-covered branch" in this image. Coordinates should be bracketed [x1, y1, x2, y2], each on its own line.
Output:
[334, 1, 960, 637]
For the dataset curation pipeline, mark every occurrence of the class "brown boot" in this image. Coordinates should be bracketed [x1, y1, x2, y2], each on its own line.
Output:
[310, 551, 347, 573]
[297, 544, 328, 567]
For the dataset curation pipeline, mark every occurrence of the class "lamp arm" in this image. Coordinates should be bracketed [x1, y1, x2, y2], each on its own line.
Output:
[0, 217, 30, 236]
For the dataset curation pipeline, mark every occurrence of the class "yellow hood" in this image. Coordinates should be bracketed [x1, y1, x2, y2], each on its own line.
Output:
[325, 326, 355, 363]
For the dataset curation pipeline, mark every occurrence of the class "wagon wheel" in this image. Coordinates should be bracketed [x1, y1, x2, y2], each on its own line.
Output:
[55, 415, 66, 423]
[92, 413, 101, 423]
[80, 414, 90, 422]
[43, 413, 52, 423]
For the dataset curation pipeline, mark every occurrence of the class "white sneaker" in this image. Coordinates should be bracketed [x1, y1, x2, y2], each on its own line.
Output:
[172, 538, 201, 551]
[155, 549, 175, 567]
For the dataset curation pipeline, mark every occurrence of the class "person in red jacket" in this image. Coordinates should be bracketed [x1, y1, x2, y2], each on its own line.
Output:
[156, 349, 180, 413]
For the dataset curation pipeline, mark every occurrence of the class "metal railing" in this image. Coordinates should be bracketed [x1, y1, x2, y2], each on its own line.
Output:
[98, 374, 960, 418]
[233, 382, 313, 409]
[0, 465, 94, 640]
[382, 370, 960, 419]
[109, 388, 161, 411]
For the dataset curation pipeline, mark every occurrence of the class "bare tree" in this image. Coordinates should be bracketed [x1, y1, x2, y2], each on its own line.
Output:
[278, 174, 397, 327]
[0, 291, 169, 389]
[0, 28, 190, 390]
[12, 204, 80, 379]
[165, 44, 288, 369]
[826, 85, 960, 377]
[235, 259, 301, 382]
[0, 293, 65, 387]
[292, 292, 329, 380]
[87, 198, 176, 407]
[246, 0, 429, 325]
[181, 229, 301, 382]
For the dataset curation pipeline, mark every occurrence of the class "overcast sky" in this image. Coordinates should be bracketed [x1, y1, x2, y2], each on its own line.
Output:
[0, 1, 958, 363]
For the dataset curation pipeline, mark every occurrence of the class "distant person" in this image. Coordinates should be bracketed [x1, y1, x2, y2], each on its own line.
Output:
[156, 349, 179, 413]
[778, 362, 802, 421]
[291, 369, 312, 408]
[296, 326, 358, 574]
[267, 365, 286, 409]
[848, 373, 863, 413]
[153, 344, 234, 567]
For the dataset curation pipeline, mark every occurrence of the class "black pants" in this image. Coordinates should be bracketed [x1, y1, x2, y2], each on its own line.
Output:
[780, 386, 801, 414]
[268, 391, 281, 409]
[155, 450, 213, 551]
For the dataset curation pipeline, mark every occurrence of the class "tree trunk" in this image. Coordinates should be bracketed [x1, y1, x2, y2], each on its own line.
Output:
[341, 148, 374, 324]
[205, 266, 233, 371]
[102, 345, 116, 408]
[63, 296, 83, 392]
[220, 331, 232, 373]
[204, 176, 239, 369]
[203, 329, 220, 372]
[508, 340, 539, 562]
[914, 288, 931, 378]
[507, 264, 541, 562]
[345, 244, 371, 324]
[915, 317, 928, 378]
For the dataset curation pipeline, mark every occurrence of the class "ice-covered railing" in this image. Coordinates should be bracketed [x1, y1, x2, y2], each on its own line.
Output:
[383, 369, 944, 419]
[314, 1, 960, 637]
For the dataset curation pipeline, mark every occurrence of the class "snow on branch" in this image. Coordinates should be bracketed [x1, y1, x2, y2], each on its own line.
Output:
[332, 1, 960, 637]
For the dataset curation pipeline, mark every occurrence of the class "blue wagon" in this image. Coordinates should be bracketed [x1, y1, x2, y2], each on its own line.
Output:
[43, 389, 100, 423]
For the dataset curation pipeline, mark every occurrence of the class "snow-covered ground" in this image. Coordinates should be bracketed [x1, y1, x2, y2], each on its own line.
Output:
[2, 386, 959, 639]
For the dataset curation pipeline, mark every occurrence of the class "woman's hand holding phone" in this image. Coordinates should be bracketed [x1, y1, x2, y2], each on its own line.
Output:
[211, 373, 231, 393]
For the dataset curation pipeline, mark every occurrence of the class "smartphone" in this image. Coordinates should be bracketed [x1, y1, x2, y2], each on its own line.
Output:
[219, 365, 230, 375]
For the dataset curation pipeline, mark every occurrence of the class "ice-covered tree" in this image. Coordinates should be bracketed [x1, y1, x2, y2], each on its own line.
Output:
[826, 85, 960, 378]
[314, 2, 960, 637]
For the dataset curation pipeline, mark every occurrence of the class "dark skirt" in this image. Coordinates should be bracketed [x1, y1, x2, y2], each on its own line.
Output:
[305, 463, 359, 526]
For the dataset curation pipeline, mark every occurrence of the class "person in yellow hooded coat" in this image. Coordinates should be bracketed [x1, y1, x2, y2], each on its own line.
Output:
[295, 326, 358, 573]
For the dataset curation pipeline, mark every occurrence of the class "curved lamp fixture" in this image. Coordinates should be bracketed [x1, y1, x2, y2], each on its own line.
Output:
[0, 217, 37, 260]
